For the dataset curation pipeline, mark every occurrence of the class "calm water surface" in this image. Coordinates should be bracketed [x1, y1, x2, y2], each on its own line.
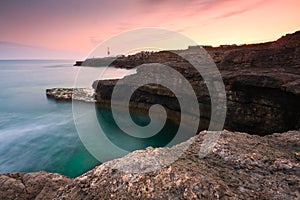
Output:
[0, 60, 180, 177]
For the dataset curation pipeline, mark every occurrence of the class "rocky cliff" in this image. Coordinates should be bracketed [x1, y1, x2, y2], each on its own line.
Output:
[92, 31, 300, 135]
[2, 31, 300, 199]
[1, 130, 299, 199]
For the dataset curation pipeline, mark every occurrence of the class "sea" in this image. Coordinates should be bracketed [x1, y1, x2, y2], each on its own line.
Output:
[0, 60, 180, 178]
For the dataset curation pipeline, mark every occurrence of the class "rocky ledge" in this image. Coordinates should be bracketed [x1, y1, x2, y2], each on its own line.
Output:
[22, 31, 299, 199]
[46, 88, 95, 103]
[93, 31, 300, 135]
[1, 130, 299, 199]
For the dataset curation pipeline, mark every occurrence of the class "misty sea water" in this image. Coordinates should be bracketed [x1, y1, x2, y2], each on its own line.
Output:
[0, 60, 181, 178]
[0, 60, 101, 177]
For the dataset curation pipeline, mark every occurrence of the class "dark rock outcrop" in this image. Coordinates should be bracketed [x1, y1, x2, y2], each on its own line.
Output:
[81, 57, 118, 67]
[73, 61, 83, 66]
[92, 31, 300, 135]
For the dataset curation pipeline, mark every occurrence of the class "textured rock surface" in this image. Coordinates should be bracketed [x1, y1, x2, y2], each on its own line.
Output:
[0, 172, 71, 200]
[53, 130, 300, 199]
[1, 130, 299, 199]
[92, 31, 300, 135]
[46, 88, 95, 102]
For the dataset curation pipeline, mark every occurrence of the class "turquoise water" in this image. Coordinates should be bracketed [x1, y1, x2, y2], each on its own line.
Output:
[0, 60, 181, 178]
[97, 107, 178, 151]
[0, 60, 100, 177]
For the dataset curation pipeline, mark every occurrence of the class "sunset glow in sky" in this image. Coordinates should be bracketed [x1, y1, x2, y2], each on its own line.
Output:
[0, 0, 300, 59]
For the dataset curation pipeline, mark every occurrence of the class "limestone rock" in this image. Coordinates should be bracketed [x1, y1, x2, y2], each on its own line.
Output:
[1, 130, 299, 199]
[0, 172, 71, 200]
[46, 88, 96, 103]
[53, 130, 300, 199]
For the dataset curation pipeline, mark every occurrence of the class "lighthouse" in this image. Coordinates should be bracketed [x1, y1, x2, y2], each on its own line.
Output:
[107, 47, 110, 56]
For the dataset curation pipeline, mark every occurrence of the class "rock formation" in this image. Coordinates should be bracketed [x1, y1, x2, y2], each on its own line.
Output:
[16, 31, 298, 199]
[54, 130, 300, 199]
[0, 172, 71, 200]
[92, 31, 300, 135]
[1, 130, 299, 199]
[46, 88, 95, 103]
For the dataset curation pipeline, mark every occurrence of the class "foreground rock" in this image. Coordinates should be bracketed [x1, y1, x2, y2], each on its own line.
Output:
[56, 130, 299, 199]
[0, 172, 71, 200]
[1, 130, 299, 199]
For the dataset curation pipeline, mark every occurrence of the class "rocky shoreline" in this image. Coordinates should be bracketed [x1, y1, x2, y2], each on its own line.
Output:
[46, 88, 95, 103]
[48, 31, 300, 135]
[8, 31, 299, 199]
[91, 31, 300, 135]
[1, 130, 299, 199]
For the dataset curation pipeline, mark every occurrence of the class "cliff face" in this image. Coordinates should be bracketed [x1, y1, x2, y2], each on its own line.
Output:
[93, 31, 300, 135]
[2, 32, 299, 199]
[2, 130, 298, 199]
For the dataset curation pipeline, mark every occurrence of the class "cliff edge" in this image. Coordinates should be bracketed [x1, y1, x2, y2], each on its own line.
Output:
[1, 130, 299, 199]
[93, 31, 300, 135]
[3, 31, 300, 199]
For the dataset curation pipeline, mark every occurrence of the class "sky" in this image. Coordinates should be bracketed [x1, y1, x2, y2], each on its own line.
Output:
[0, 0, 300, 59]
